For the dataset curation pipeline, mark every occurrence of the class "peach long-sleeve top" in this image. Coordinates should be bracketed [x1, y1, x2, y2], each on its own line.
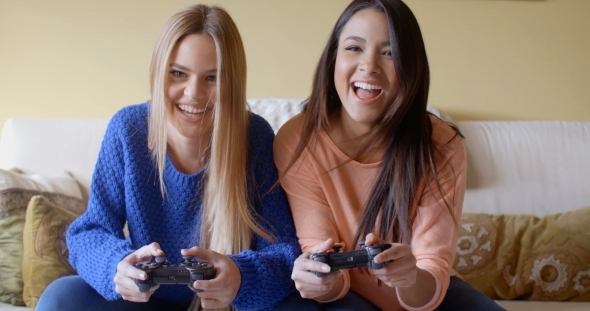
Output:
[274, 113, 467, 311]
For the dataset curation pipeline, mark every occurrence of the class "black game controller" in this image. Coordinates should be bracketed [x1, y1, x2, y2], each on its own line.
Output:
[309, 241, 392, 277]
[133, 255, 215, 293]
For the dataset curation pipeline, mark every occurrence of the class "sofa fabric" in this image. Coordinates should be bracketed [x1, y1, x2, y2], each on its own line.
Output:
[456, 207, 590, 301]
[0, 170, 84, 306]
[457, 121, 590, 217]
[0, 98, 589, 311]
[22, 195, 81, 309]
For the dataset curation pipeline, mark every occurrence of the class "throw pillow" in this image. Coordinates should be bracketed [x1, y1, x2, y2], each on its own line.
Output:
[453, 206, 590, 301]
[0, 169, 84, 306]
[22, 196, 79, 309]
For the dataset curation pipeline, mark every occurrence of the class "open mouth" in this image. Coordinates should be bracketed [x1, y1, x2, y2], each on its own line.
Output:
[353, 82, 382, 100]
[177, 104, 209, 117]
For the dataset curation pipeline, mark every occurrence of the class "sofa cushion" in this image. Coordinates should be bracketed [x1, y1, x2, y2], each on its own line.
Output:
[0, 169, 84, 306]
[454, 206, 590, 301]
[21, 196, 79, 309]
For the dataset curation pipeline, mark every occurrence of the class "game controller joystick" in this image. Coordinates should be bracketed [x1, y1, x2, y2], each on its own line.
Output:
[309, 241, 391, 277]
[134, 255, 215, 293]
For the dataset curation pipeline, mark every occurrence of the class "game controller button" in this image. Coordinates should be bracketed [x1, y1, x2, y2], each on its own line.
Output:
[314, 271, 328, 278]
[137, 283, 151, 293]
[155, 256, 167, 264]
[368, 247, 383, 255]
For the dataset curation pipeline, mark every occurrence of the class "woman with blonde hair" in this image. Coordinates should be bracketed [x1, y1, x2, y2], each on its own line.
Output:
[37, 4, 299, 311]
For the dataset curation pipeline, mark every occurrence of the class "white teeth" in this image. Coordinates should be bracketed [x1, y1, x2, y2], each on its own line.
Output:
[353, 82, 382, 90]
[178, 105, 207, 114]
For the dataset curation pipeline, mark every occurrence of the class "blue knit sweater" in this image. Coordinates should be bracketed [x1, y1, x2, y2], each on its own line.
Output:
[67, 103, 300, 310]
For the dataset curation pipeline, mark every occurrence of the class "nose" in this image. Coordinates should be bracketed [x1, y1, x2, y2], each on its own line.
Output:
[184, 78, 205, 100]
[358, 49, 380, 74]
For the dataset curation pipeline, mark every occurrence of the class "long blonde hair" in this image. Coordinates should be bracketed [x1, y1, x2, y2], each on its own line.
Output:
[147, 4, 272, 310]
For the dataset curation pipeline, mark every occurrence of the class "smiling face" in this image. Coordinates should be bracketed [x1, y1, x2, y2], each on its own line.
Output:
[334, 8, 399, 133]
[166, 32, 217, 140]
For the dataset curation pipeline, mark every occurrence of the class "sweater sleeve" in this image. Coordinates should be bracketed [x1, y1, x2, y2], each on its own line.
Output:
[227, 115, 301, 311]
[272, 116, 351, 302]
[66, 112, 135, 300]
[397, 130, 467, 311]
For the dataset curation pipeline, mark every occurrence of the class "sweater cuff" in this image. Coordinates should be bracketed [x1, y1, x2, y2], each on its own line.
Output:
[227, 254, 257, 307]
[104, 240, 135, 300]
[396, 267, 442, 311]
[316, 270, 350, 303]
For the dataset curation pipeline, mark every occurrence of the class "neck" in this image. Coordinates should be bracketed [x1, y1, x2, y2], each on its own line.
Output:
[326, 109, 383, 163]
[166, 123, 211, 174]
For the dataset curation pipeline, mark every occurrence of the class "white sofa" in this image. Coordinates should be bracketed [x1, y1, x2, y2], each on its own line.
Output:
[0, 98, 589, 311]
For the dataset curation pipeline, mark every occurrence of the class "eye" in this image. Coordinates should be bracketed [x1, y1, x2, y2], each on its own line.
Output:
[169, 70, 186, 78]
[344, 45, 362, 52]
[381, 50, 392, 57]
[205, 75, 217, 82]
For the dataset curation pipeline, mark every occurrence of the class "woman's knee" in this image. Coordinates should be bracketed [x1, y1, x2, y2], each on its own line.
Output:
[272, 290, 321, 311]
[323, 290, 380, 311]
[436, 276, 506, 311]
[36, 275, 101, 311]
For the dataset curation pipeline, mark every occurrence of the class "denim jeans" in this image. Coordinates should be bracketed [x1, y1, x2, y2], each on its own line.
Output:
[273, 276, 506, 311]
[36, 275, 190, 311]
[435, 276, 506, 311]
[273, 290, 380, 311]
[37, 275, 506, 311]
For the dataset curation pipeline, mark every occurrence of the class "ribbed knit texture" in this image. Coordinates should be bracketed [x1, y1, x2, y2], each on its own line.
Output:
[67, 102, 300, 310]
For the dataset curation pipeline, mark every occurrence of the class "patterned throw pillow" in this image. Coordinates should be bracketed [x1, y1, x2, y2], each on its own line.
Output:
[0, 169, 84, 306]
[454, 207, 590, 301]
[22, 196, 80, 309]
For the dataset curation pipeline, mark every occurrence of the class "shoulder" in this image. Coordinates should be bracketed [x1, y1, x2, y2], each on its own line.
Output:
[246, 113, 280, 186]
[107, 102, 149, 134]
[430, 115, 461, 145]
[110, 102, 149, 125]
[275, 113, 306, 146]
[429, 115, 466, 166]
[248, 112, 276, 143]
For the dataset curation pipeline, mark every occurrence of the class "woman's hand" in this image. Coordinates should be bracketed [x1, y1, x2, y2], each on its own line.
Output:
[365, 233, 436, 308]
[291, 238, 345, 301]
[364, 233, 417, 288]
[181, 247, 241, 309]
[114, 242, 164, 302]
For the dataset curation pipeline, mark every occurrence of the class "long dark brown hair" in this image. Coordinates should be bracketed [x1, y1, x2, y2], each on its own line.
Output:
[284, 0, 461, 245]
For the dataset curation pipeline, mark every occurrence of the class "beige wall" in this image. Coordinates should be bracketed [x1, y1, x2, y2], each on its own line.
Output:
[1, 0, 588, 130]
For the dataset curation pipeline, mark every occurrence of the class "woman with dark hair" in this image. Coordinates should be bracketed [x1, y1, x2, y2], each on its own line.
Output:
[274, 0, 505, 310]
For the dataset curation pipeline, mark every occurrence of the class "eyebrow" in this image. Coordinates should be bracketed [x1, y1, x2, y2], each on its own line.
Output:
[343, 36, 390, 47]
[169, 63, 217, 73]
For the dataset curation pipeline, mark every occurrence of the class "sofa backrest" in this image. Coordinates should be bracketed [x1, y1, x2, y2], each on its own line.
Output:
[1, 99, 588, 217]
[458, 121, 590, 217]
[0, 118, 109, 202]
[0, 98, 302, 201]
